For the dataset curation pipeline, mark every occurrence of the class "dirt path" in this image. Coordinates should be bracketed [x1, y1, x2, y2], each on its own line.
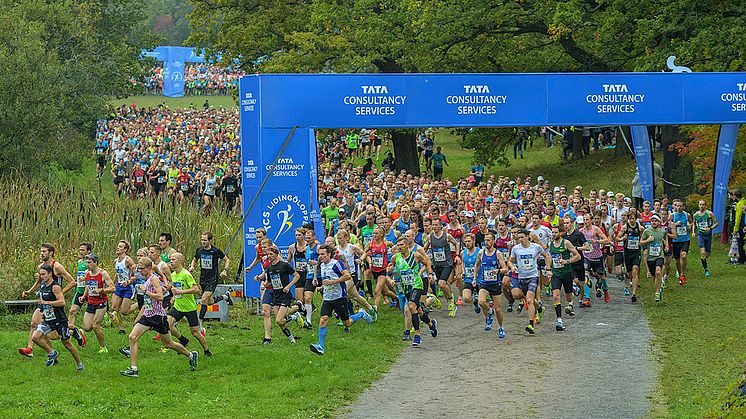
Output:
[342, 277, 656, 418]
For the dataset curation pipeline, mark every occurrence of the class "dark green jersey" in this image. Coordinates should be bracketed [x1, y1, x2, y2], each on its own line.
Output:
[549, 239, 573, 276]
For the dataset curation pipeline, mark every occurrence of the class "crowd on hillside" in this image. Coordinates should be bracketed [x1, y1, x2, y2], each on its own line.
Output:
[136, 64, 245, 96]
[94, 104, 242, 213]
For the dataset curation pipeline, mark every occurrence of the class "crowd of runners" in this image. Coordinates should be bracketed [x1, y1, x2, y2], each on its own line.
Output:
[95, 105, 242, 213]
[21, 126, 742, 371]
[136, 64, 245, 96]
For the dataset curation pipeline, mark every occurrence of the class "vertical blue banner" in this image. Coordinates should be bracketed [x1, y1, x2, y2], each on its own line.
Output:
[712, 124, 739, 234]
[309, 129, 324, 239]
[162, 47, 185, 97]
[240, 76, 261, 298]
[630, 126, 654, 203]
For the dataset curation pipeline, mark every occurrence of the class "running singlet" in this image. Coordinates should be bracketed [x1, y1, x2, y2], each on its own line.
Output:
[550, 240, 573, 276]
[581, 227, 604, 260]
[369, 241, 388, 272]
[134, 268, 147, 295]
[694, 211, 713, 235]
[76, 260, 87, 291]
[360, 225, 376, 248]
[461, 248, 480, 284]
[338, 244, 357, 274]
[625, 222, 642, 253]
[672, 212, 690, 242]
[395, 218, 411, 236]
[39, 281, 66, 323]
[429, 232, 453, 267]
[495, 233, 511, 261]
[85, 271, 108, 305]
[319, 260, 347, 300]
[115, 257, 132, 286]
[447, 226, 463, 254]
[305, 243, 319, 280]
[613, 223, 625, 253]
[639, 212, 653, 228]
[479, 249, 500, 285]
[393, 252, 423, 291]
[204, 176, 217, 196]
[293, 244, 308, 274]
[511, 243, 543, 279]
[142, 274, 166, 317]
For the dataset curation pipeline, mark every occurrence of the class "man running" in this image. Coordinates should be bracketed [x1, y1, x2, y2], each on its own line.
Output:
[670, 199, 692, 286]
[618, 211, 643, 302]
[167, 253, 212, 357]
[508, 229, 550, 335]
[112, 240, 137, 334]
[424, 219, 460, 316]
[262, 245, 302, 344]
[121, 257, 197, 377]
[81, 253, 115, 353]
[190, 231, 232, 334]
[549, 224, 581, 331]
[474, 233, 508, 338]
[581, 211, 611, 303]
[67, 242, 91, 347]
[641, 215, 669, 302]
[158, 232, 178, 263]
[693, 200, 718, 277]
[458, 233, 481, 314]
[31, 264, 84, 370]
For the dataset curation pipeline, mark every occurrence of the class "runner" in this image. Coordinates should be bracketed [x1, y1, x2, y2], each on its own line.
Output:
[310, 245, 373, 355]
[112, 240, 137, 334]
[158, 232, 178, 263]
[618, 211, 643, 302]
[388, 236, 437, 346]
[495, 220, 515, 312]
[167, 253, 213, 356]
[641, 215, 669, 302]
[31, 264, 84, 370]
[508, 229, 550, 335]
[287, 227, 311, 328]
[458, 233, 481, 314]
[549, 224, 581, 331]
[670, 199, 693, 286]
[190, 231, 232, 334]
[301, 228, 321, 329]
[81, 253, 115, 353]
[67, 242, 91, 347]
[528, 211, 552, 299]
[336, 229, 377, 321]
[255, 245, 302, 344]
[424, 218, 460, 316]
[474, 233, 508, 338]
[121, 257, 197, 378]
[693, 200, 718, 277]
[581, 211, 611, 303]
[365, 226, 395, 311]
[18, 243, 76, 358]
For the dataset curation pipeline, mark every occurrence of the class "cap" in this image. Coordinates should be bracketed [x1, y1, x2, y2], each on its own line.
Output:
[485, 197, 493, 203]
[623, 197, 632, 203]
[509, 199, 519, 204]
[338, 207, 345, 213]
[607, 191, 615, 197]
[460, 210, 467, 216]
[576, 216, 585, 224]
[465, 211, 475, 217]
[651, 214, 661, 222]
[537, 176, 544, 181]
[468, 175, 475, 183]
[553, 186, 560, 193]
[85, 253, 99, 262]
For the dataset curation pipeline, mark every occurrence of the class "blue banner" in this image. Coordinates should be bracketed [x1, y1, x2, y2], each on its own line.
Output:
[141, 46, 207, 97]
[712, 124, 739, 234]
[309, 129, 324, 240]
[630, 126, 654, 203]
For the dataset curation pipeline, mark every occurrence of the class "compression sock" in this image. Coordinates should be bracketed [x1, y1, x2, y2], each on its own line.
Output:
[601, 279, 609, 291]
[420, 312, 431, 326]
[554, 301, 562, 318]
[701, 258, 708, 270]
[318, 326, 327, 349]
[507, 293, 515, 305]
[411, 313, 420, 331]
[282, 327, 293, 339]
[199, 304, 208, 321]
[584, 283, 591, 299]
[305, 304, 313, 323]
[350, 311, 365, 323]
[347, 300, 354, 316]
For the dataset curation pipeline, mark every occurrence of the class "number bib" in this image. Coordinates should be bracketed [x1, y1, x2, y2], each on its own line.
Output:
[697, 220, 709, 230]
[270, 273, 283, 289]
[433, 248, 447, 262]
[371, 254, 384, 268]
[136, 176, 143, 182]
[42, 305, 56, 321]
[627, 237, 639, 250]
[117, 271, 128, 285]
[552, 254, 562, 266]
[483, 268, 498, 282]
[86, 280, 99, 296]
[172, 282, 183, 299]
[499, 249, 509, 260]
[649, 243, 662, 257]
[295, 261, 307, 271]
[400, 270, 415, 286]
[676, 225, 688, 236]
[200, 255, 213, 269]
[143, 295, 153, 310]
[158, 176, 166, 183]
[449, 242, 456, 252]
[226, 185, 235, 193]
[464, 266, 475, 279]
[180, 183, 188, 191]
[520, 255, 535, 271]
[76, 271, 86, 288]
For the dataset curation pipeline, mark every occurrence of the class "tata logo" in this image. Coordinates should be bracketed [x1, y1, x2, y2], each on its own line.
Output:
[603, 84, 628, 93]
[737, 83, 746, 91]
[362, 85, 388, 94]
[464, 85, 490, 94]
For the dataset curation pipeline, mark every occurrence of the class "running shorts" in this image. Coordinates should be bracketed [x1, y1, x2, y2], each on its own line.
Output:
[320, 298, 349, 321]
[114, 284, 134, 300]
[479, 283, 502, 296]
[261, 289, 274, 306]
[672, 241, 690, 260]
[646, 258, 664, 273]
[510, 276, 538, 295]
[37, 320, 70, 340]
[168, 308, 199, 328]
[200, 278, 218, 293]
[697, 234, 712, 254]
[551, 272, 574, 294]
[585, 258, 605, 275]
[624, 252, 641, 272]
[137, 314, 170, 334]
[86, 302, 107, 314]
[433, 265, 453, 282]
[271, 290, 293, 307]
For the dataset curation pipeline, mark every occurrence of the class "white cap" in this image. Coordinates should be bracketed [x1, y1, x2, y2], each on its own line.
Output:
[537, 176, 544, 181]
[607, 191, 615, 197]
[576, 215, 585, 224]
[465, 211, 475, 217]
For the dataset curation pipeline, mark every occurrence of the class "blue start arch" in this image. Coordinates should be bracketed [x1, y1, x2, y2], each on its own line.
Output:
[239, 72, 744, 297]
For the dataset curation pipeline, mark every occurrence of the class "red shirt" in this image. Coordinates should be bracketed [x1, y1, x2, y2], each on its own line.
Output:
[85, 271, 108, 305]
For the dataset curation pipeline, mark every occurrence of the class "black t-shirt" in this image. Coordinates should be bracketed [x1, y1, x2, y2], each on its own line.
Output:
[154, 169, 167, 185]
[222, 176, 239, 196]
[265, 261, 295, 291]
[194, 246, 225, 281]
[563, 230, 587, 264]
[39, 282, 66, 323]
[474, 229, 497, 248]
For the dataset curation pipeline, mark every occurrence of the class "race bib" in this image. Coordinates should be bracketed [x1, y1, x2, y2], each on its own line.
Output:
[172, 281, 183, 299]
[42, 305, 56, 321]
[117, 271, 128, 285]
[180, 183, 188, 191]
[158, 176, 166, 183]
[520, 255, 535, 271]
[270, 273, 283, 289]
[627, 237, 639, 250]
[226, 185, 235, 193]
[371, 254, 384, 268]
[676, 225, 688, 236]
[400, 270, 415, 286]
[697, 220, 709, 230]
[200, 255, 213, 269]
[295, 261, 307, 271]
[136, 176, 143, 182]
[433, 248, 446, 262]
[552, 254, 562, 266]
[449, 242, 456, 252]
[484, 268, 498, 282]
[499, 249, 509, 260]
[143, 295, 153, 310]
[464, 266, 475, 278]
[86, 280, 99, 296]
[649, 243, 662, 257]
[76, 271, 86, 288]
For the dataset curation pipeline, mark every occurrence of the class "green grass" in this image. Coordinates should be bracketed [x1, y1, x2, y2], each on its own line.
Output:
[638, 242, 746, 417]
[109, 95, 236, 109]
[0, 298, 403, 417]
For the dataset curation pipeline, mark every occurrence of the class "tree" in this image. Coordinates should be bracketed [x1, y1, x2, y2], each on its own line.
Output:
[0, 0, 155, 176]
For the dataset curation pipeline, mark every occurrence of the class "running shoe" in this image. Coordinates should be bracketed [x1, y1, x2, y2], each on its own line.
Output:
[336, 319, 344, 327]
[303, 320, 313, 330]
[506, 302, 513, 313]
[430, 295, 442, 309]
[189, 351, 198, 371]
[289, 335, 297, 343]
[119, 347, 131, 358]
[120, 367, 138, 378]
[402, 331, 411, 341]
[45, 350, 59, 367]
[456, 297, 464, 306]
[517, 301, 524, 314]
[262, 338, 272, 345]
[430, 319, 438, 337]
[159, 347, 169, 353]
[18, 347, 33, 358]
[661, 277, 667, 289]
[388, 299, 397, 308]
[596, 288, 603, 298]
[109, 311, 118, 327]
[705, 270, 711, 277]
[370, 306, 378, 322]
[309, 343, 325, 355]
[474, 301, 481, 314]
[680, 275, 687, 285]
[580, 298, 591, 308]
[603, 290, 611, 303]
[618, 274, 625, 282]
[536, 305, 544, 324]
[498, 327, 505, 339]
[572, 284, 581, 296]
[525, 324, 535, 335]
[76, 363, 84, 372]
[447, 300, 456, 317]
[359, 309, 373, 324]
[153, 333, 162, 341]
[623, 287, 630, 296]
[204, 349, 213, 357]
[631, 294, 637, 303]
[485, 309, 494, 331]
[73, 327, 87, 347]
[118, 329, 126, 335]
[98, 346, 109, 354]
[224, 292, 234, 306]
[437, 288, 444, 298]
[555, 320, 566, 331]
[654, 292, 661, 302]
[545, 285, 551, 297]
[200, 327, 206, 337]
[296, 314, 305, 328]
[411, 335, 422, 347]
[564, 305, 575, 316]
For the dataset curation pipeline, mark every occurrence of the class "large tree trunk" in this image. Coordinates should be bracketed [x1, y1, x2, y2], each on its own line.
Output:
[615, 126, 633, 158]
[660, 125, 694, 198]
[391, 130, 420, 176]
[571, 128, 584, 160]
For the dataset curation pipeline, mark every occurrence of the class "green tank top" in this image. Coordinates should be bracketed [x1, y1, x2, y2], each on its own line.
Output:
[549, 240, 573, 276]
[347, 134, 359, 149]
[694, 211, 712, 235]
[160, 248, 171, 263]
[76, 260, 88, 290]
[393, 252, 423, 291]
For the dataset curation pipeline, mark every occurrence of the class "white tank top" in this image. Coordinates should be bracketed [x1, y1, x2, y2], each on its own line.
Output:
[338, 244, 357, 274]
[115, 257, 130, 285]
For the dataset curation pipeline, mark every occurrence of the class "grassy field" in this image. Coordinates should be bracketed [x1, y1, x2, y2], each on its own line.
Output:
[109, 95, 236, 109]
[0, 299, 403, 417]
[638, 242, 746, 417]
